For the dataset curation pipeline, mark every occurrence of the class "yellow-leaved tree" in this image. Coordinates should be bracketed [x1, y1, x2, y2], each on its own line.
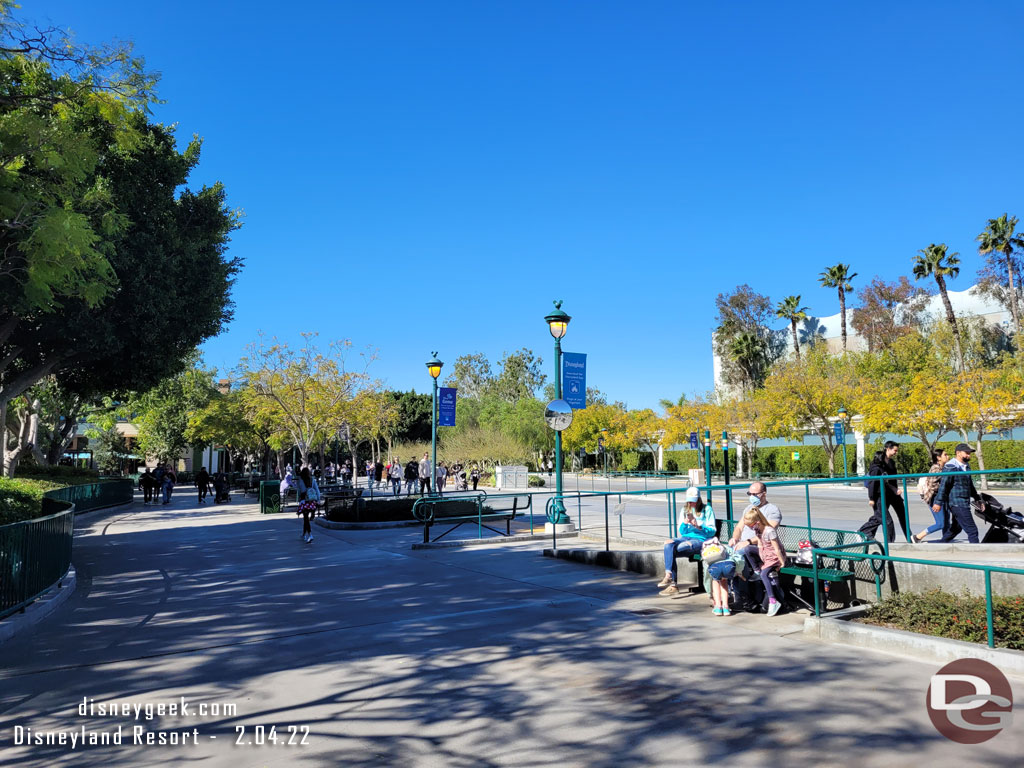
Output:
[236, 333, 375, 469]
[759, 347, 858, 477]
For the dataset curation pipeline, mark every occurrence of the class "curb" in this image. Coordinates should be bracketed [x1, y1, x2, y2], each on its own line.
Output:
[0, 565, 77, 646]
[543, 547, 663, 577]
[315, 518, 421, 530]
[413, 533, 554, 549]
[804, 608, 1024, 677]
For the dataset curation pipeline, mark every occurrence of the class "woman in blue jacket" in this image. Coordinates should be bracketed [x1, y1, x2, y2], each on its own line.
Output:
[657, 486, 716, 596]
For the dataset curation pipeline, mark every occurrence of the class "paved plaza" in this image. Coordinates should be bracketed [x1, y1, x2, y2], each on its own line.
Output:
[1, 492, 1022, 766]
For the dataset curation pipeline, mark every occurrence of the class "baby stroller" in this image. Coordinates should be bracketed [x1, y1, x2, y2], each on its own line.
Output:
[973, 493, 1024, 543]
[455, 470, 468, 491]
[213, 473, 231, 504]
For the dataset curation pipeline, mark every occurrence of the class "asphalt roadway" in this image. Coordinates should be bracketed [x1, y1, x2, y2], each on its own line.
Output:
[0, 491, 1022, 767]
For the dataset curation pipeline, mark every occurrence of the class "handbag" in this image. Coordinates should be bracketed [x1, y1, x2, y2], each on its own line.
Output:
[700, 537, 726, 564]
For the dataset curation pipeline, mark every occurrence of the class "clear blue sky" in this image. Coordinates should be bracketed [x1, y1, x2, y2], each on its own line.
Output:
[38, 1, 1024, 408]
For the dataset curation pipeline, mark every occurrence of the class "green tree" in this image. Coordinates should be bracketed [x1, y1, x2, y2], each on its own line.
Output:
[976, 213, 1024, 337]
[90, 424, 128, 475]
[187, 388, 268, 472]
[912, 243, 965, 373]
[776, 295, 808, 362]
[442, 353, 493, 399]
[491, 348, 546, 403]
[713, 285, 782, 392]
[818, 263, 858, 353]
[130, 365, 217, 466]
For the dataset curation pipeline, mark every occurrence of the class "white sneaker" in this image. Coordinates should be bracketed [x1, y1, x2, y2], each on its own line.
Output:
[767, 601, 781, 617]
[307, 534, 313, 542]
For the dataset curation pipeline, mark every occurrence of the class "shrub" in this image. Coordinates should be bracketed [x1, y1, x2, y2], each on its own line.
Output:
[528, 475, 546, 487]
[0, 477, 48, 525]
[862, 589, 1024, 650]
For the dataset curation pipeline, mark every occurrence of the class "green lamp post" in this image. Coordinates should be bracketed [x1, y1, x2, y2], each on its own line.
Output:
[545, 301, 571, 524]
[838, 406, 850, 479]
[426, 352, 443, 496]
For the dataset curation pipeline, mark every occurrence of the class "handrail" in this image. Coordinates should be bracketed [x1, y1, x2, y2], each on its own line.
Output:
[0, 498, 75, 620]
[810, 543, 1024, 647]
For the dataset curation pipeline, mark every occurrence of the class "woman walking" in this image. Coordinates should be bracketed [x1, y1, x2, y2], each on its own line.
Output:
[296, 467, 317, 543]
[912, 449, 950, 543]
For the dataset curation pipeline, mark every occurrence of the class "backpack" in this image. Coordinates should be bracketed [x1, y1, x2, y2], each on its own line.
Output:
[916, 476, 929, 498]
[794, 539, 820, 567]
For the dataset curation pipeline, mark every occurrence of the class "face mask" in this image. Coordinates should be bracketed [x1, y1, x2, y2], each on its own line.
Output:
[748, 494, 761, 506]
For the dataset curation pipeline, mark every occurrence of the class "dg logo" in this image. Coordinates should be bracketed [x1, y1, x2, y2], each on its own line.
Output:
[926, 659, 1014, 744]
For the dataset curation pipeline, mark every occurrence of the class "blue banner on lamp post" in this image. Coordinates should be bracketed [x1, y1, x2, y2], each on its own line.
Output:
[438, 387, 457, 426]
[562, 352, 587, 409]
[833, 421, 844, 442]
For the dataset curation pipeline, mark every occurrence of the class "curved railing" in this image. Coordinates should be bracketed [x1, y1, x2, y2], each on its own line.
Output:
[0, 479, 134, 621]
[0, 498, 75, 620]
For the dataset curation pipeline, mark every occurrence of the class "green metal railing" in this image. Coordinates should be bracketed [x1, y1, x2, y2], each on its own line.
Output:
[413, 492, 532, 540]
[44, 479, 134, 514]
[0, 497, 75, 620]
[811, 542, 1024, 648]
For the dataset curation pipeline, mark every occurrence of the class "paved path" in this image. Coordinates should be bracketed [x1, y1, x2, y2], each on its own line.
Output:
[0, 494, 1022, 766]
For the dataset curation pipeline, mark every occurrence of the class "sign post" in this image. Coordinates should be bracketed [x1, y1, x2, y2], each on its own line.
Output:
[834, 420, 848, 478]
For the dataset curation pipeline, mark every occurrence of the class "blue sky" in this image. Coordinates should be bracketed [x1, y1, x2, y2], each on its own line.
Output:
[37, 1, 1024, 408]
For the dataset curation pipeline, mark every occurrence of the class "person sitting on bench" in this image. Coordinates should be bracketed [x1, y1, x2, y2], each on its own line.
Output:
[657, 487, 716, 597]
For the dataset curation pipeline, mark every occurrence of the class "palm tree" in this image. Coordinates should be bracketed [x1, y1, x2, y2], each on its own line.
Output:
[819, 264, 858, 352]
[913, 243, 965, 372]
[658, 394, 687, 413]
[776, 295, 809, 362]
[729, 332, 766, 392]
[977, 213, 1024, 337]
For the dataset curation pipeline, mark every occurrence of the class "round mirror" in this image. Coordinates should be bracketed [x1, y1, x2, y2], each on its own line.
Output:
[544, 399, 573, 431]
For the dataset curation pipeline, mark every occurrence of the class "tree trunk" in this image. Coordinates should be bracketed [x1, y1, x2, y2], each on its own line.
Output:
[936, 274, 966, 372]
[1006, 253, 1022, 337]
[975, 434, 988, 491]
[0, 397, 8, 477]
[790, 320, 800, 362]
[839, 286, 847, 353]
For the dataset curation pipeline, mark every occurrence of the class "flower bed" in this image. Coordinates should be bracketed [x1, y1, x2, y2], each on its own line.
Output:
[859, 589, 1024, 650]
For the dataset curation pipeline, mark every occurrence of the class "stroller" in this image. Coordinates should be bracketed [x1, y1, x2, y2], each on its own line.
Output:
[974, 493, 1024, 543]
[212, 473, 231, 504]
[455, 470, 468, 491]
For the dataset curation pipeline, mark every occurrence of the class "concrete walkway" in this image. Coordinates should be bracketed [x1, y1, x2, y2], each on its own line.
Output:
[0, 493, 1021, 766]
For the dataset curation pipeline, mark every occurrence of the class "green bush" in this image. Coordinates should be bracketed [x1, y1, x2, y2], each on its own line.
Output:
[14, 465, 101, 485]
[528, 475, 546, 487]
[0, 477, 49, 525]
[862, 589, 1024, 650]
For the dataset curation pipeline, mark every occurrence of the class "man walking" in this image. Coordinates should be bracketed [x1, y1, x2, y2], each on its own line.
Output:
[935, 443, 985, 543]
[140, 468, 157, 505]
[196, 466, 212, 504]
[858, 441, 909, 542]
[419, 452, 432, 495]
[404, 458, 419, 495]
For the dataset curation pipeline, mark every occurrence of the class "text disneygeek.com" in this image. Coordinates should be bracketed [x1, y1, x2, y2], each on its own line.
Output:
[8, 697, 311, 750]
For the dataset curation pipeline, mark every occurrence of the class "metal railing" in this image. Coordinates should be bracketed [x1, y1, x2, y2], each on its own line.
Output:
[811, 541, 1024, 648]
[44, 479, 134, 514]
[413, 492, 532, 541]
[0, 497, 75, 620]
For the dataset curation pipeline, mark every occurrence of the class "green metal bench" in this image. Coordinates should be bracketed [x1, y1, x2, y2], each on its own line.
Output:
[775, 524, 875, 612]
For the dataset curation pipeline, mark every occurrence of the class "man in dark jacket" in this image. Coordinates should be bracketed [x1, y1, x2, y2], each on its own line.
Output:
[404, 459, 419, 496]
[196, 466, 212, 504]
[934, 443, 984, 543]
[858, 441, 909, 542]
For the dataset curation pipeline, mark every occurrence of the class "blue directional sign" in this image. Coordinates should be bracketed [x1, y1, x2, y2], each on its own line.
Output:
[562, 352, 587, 409]
[438, 387, 457, 426]
[689, 432, 699, 450]
[833, 421, 845, 442]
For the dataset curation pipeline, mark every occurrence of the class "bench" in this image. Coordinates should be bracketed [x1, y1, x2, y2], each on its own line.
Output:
[412, 494, 527, 543]
[671, 520, 874, 612]
[775, 525, 874, 612]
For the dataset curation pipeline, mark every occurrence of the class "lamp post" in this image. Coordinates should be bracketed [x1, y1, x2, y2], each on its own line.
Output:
[426, 353, 443, 496]
[838, 406, 850, 479]
[545, 301, 571, 524]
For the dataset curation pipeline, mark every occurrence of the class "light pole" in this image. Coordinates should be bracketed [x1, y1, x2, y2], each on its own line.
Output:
[545, 301, 571, 524]
[426, 352, 443, 496]
[838, 406, 850, 479]
[600, 428, 608, 475]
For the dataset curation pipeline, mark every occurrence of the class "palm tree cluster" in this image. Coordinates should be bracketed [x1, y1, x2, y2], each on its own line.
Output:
[741, 214, 1023, 380]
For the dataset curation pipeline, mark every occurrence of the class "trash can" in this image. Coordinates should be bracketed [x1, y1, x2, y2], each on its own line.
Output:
[259, 481, 281, 514]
